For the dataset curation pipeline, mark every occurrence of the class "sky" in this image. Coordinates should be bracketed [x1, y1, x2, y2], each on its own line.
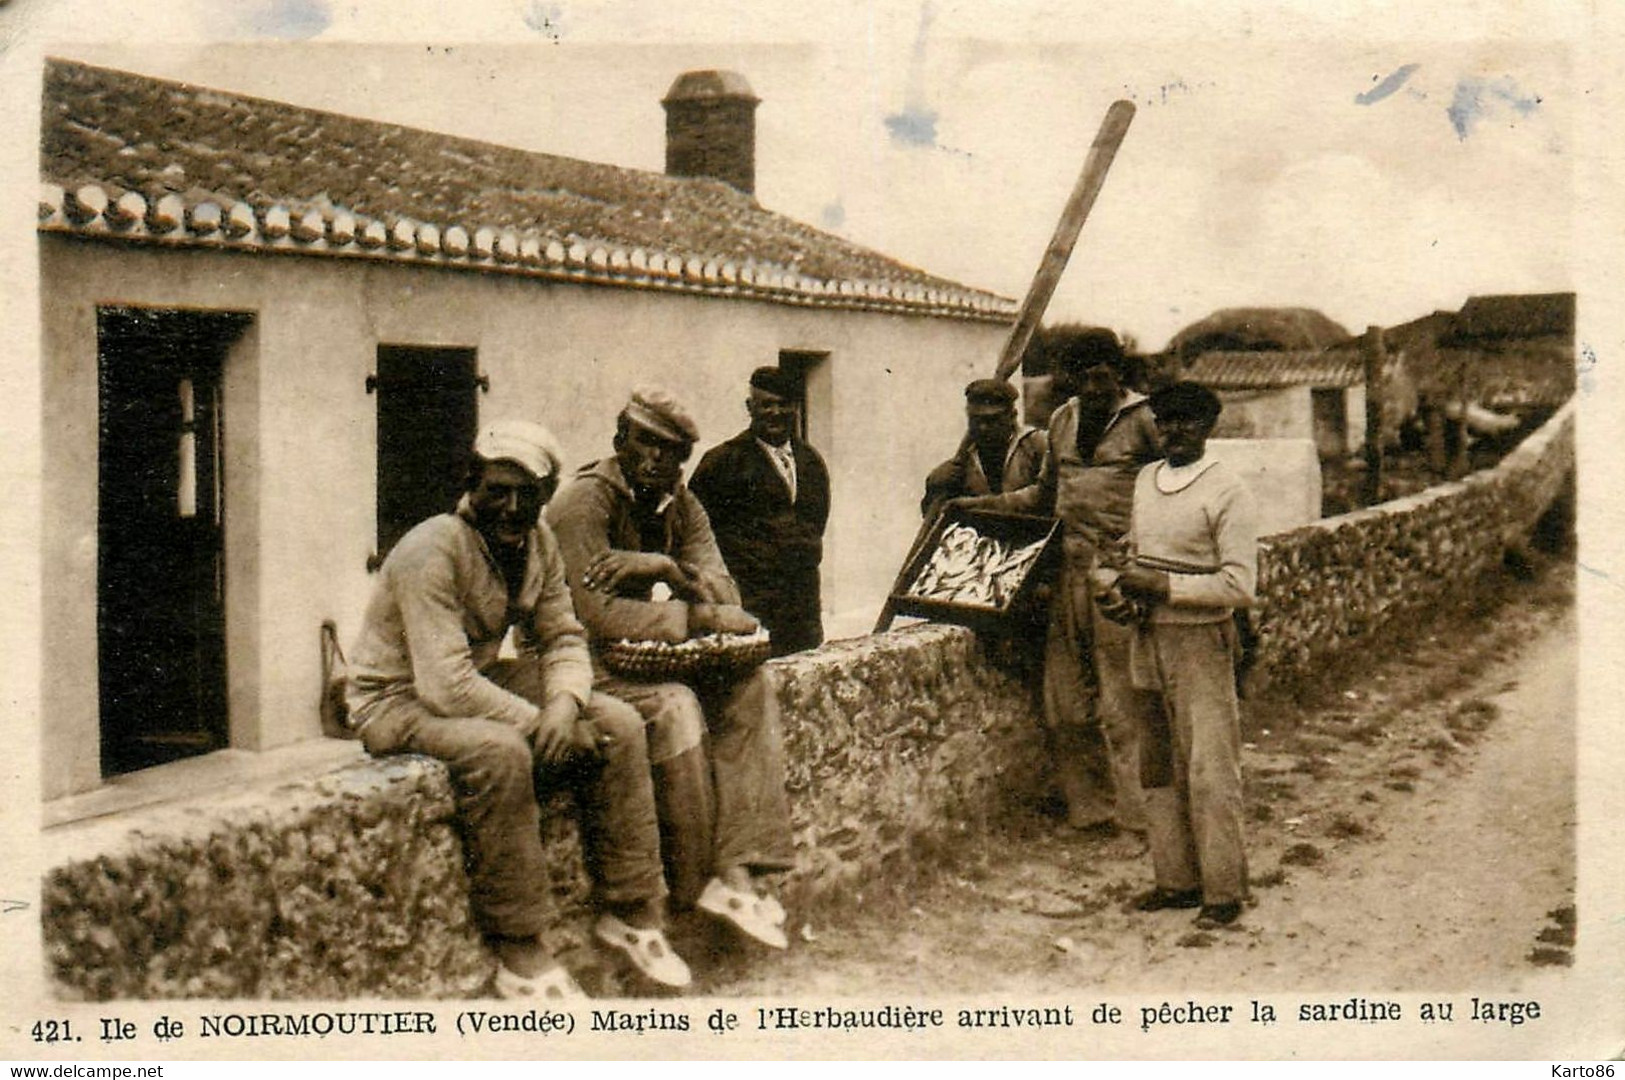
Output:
[3, 0, 1587, 352]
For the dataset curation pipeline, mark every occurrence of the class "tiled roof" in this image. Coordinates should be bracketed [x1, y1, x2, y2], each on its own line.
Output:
[1445, 293, 1575, 344]
[38, 59, 1014, 323]
[1183, 349, 1366, 390]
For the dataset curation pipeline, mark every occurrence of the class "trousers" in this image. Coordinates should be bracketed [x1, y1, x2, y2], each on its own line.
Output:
[594, 665, 797, 909]
[1043, 563, 1152, 831]
[358, 660, 665, 939]
[1138, 619, 1248, 906]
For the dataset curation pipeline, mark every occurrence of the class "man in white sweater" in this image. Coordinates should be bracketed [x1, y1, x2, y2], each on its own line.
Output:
[1116, 382, 1258, 930]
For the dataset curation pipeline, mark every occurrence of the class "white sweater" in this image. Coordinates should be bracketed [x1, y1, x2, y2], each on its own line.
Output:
[1129, 457, 1258, 624]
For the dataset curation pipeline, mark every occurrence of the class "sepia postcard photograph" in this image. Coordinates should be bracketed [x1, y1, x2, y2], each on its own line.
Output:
[0, 0, 1619, 1063]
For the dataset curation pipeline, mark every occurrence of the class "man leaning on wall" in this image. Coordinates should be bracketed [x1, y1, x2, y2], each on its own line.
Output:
[345, 420, 690, 1000]
[951, 327, 1161, 838]
[920, 378, 1048, 523]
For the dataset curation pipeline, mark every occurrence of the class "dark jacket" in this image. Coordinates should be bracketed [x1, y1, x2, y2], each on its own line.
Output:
[689, 430, 831, 654]
[921, 425, 1048, 521]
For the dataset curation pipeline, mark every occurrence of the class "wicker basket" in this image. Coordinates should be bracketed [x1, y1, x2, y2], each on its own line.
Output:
[599, 630, 773, 681]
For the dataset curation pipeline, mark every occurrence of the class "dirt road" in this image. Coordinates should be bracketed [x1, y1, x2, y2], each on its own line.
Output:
[712, 563, 1577, 996]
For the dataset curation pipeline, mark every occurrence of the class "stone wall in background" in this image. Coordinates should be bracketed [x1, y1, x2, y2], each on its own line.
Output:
[1249, 400, 1573, 690]
[43, 624, 1040, 1000]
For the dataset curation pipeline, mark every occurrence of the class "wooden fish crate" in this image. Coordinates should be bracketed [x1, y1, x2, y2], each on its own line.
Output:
[889, 508, 1062, 632]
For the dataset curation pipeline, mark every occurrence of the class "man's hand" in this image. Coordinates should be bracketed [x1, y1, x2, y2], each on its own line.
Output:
[942, 495, 994, 515]
[529, 694, 582, 766]
[583, 550, 675, 593]
[689, 603, 760, 637]
[1117, 565, 1172, 604]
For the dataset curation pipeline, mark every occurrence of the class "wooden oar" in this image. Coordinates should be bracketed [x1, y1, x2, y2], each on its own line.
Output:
[992, 98, 1136, 383]
[873, 99, 1137, 633]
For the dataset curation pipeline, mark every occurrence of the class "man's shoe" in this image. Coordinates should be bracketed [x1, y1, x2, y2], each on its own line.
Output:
[1194, 902, 1243, 929]
[1132, 887, 1204, 913]
[494, 962, 588, 1001]
[697, 878, 789, 949]
[594, 914, 694, 988]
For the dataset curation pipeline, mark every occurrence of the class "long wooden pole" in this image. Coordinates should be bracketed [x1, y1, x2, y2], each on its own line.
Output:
[874, 100, 1136, 634]
[1362, 325, 1386, 506]
[992, 99, 1137, 383]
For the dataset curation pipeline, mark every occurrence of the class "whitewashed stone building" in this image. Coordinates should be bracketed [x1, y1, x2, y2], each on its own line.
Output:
[38, 59, 1015, 802]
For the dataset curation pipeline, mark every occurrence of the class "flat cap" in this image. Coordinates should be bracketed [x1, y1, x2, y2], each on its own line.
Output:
[1052, 326, 1126, 375]
[473, 419, 564, 481]
[1148, 381, 1223, 423]
[965, 378, 1018, 407]
[624, 385, 700, 443]
[749, 366, 798, 399]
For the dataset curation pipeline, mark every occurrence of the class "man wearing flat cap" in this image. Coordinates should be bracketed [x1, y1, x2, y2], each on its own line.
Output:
[953, 327, 1160, 838]
[1117, 382, 1257, 930]
[547, 387, 796, 954]
[347, 419, 688, 1000]
[690, 367, 832, 657]
[921, 378, 1048, 523]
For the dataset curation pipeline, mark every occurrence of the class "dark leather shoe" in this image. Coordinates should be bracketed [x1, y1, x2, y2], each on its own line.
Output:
[1132, 887, 1203, 912]
[1194, 902, 1243, 929]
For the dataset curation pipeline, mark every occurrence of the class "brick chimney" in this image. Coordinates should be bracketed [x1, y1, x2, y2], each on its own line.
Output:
[662, 70, 760, 195]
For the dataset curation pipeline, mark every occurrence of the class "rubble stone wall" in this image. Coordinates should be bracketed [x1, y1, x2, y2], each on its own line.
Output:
[43, 403, 1570, 1000]
[1250, 400, 1574, 688]
[43, 624, 1039, 1001]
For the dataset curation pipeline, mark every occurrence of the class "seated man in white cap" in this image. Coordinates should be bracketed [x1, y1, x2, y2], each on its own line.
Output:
[547, 387, 795, 952]
[346, 419, 689, 999]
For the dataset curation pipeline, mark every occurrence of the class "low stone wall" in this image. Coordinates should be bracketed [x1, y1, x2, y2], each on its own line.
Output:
[43, 403, 1572, 1000]
[1250, 400, 1573, 689]
[43, 623, 1038, 1001]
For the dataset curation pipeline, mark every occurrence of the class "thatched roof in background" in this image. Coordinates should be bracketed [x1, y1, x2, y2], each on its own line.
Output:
[1166, 307, 1352, 358]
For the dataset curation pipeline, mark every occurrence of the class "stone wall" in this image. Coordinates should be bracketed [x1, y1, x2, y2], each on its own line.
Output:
[43, 403, 1571, 1000]
[43, 624, 1038, 1001]
[1249, 400, 1573, 689]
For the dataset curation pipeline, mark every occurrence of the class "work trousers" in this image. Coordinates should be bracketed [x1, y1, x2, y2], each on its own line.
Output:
[1043, 563, 1151, 831]
[1138, 619, 1248, 906]
[594, 666, 797, 909]
[357, 660, 665, 940]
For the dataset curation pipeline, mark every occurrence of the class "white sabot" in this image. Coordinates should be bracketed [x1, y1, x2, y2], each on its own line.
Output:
[698, 878, 789, 949]
[593, 914, 694, 988]
[494, 962, 588, 1001]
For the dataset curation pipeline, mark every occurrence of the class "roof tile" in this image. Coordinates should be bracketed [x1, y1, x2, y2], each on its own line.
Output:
[40, 58, 1012, 322]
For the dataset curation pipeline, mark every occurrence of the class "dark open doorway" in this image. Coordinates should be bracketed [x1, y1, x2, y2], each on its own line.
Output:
[98, 308, 249, 776]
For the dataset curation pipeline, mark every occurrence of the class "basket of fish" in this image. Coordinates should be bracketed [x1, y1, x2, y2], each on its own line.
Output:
[891, 509, 1061, 630]
[599, 628, 774, 681]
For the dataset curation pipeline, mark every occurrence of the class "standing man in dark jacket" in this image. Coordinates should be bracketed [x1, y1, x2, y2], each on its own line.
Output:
[920, 378, 1048, 522]
[690, 367, 832, 657]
